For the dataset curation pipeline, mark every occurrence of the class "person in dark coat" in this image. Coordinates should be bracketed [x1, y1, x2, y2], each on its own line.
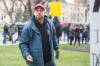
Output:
[19, 3, 59, 66]
[82, 28, 89, 44]
[2, 23, 9, 44]
[53, 16, 62, 44]
[69, 28, 75, 45]
[74, 26, 81, 46]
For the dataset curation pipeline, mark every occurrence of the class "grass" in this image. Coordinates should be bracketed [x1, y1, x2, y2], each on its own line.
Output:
[0, 46, 26, 66]
[60, 44, 90, 52]
[56, 50, 89, 66]
[0, 44, 90, 66]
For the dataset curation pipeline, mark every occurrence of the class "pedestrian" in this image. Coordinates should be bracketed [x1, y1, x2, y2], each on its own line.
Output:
[82, 28, 89, 44]
[74, 26, 81, 46]
[19, 3, 59, 66]
[8, 24, 17, 44]
[69, 28, 75, 45]
[2, 23, 9, 45]
[53, 16, 62, 44]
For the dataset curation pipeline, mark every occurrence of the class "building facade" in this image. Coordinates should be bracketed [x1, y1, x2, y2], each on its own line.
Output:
[60, 1, 89, 24]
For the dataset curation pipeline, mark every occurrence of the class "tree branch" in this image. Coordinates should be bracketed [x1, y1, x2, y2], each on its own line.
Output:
[19, 0, 26, 9]
[2, 0, 10, 16]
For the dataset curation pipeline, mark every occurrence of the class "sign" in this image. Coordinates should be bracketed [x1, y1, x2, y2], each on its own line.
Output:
[90, 0, 100, 66]
[50, 2, 62, 16]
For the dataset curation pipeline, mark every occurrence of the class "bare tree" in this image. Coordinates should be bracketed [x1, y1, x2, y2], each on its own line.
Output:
[1, 0, 47, 24]
[1, 0, 29, 23]
[2, 0, 22, 23]
[2, 0, 13, 23]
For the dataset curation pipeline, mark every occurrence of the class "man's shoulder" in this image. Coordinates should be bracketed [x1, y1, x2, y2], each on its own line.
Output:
[22, 20, 31, 29]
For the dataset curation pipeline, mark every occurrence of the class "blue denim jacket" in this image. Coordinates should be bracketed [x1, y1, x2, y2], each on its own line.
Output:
[19, 16, 59, 66]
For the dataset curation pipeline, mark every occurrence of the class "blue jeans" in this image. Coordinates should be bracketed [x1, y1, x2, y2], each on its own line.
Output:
[2, 32, 8, 44]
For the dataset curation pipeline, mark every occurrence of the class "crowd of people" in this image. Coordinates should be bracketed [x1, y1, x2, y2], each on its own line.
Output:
[62, 23, 90, 46]
[49, 15, 90, 46]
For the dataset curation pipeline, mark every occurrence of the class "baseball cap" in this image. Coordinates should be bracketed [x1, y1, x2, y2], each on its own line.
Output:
[34, 4, 45, 11]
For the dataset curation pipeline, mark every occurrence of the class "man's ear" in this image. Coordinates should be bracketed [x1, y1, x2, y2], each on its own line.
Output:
[33, 10, 37, 16]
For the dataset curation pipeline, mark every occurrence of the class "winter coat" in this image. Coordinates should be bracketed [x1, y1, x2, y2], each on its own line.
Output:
[19, 16, 59, 66]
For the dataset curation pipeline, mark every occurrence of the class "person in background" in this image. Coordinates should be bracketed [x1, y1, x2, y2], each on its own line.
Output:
[69, 28, 75, 45]
[63, 23, 70, 43]
[9, 24, 18, 44]
[53, 16, 62, 44]
[74, 26, 81, 46]
[2, 23, 9, 45]
[82, 28, 89, 44]
[19, 3, 59, 66]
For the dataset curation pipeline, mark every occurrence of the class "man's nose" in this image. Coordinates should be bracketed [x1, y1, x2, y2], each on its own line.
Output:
[38, 12, 41, 15]
[38, 11, 42, 14]
[38, 10, 42, 13]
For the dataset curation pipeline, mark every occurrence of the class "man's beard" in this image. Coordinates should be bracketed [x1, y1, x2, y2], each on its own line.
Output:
[36, 15, 44, 21]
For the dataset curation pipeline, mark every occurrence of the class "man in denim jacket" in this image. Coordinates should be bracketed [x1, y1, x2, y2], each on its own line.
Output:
[19, 3, 59, 66]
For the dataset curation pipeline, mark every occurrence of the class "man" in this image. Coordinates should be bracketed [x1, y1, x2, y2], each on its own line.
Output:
[74, 26, 80, 46]
[3, 23, 9, 44]
[19, 3, 59, 66]
[53, 16, 62, 44]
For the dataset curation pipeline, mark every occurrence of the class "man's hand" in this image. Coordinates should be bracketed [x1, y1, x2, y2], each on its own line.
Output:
[55, 49, 59, 59]
[26, 55, 33, 62]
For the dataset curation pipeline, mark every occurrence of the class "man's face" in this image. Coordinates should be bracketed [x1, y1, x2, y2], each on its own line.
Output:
[34, 7, 45, 20]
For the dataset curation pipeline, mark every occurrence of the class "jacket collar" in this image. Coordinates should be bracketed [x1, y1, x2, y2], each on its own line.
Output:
[30, 16, 50, 34]
[30, 16, 40, 33]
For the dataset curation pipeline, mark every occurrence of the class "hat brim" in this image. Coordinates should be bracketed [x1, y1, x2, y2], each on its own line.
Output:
[35, 6, 45, 10]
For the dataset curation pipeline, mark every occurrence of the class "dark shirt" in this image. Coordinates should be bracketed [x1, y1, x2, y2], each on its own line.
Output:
[34, 17, 51, 63]
[75, 28, 80, 37]
[4, 25, 9, 33]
